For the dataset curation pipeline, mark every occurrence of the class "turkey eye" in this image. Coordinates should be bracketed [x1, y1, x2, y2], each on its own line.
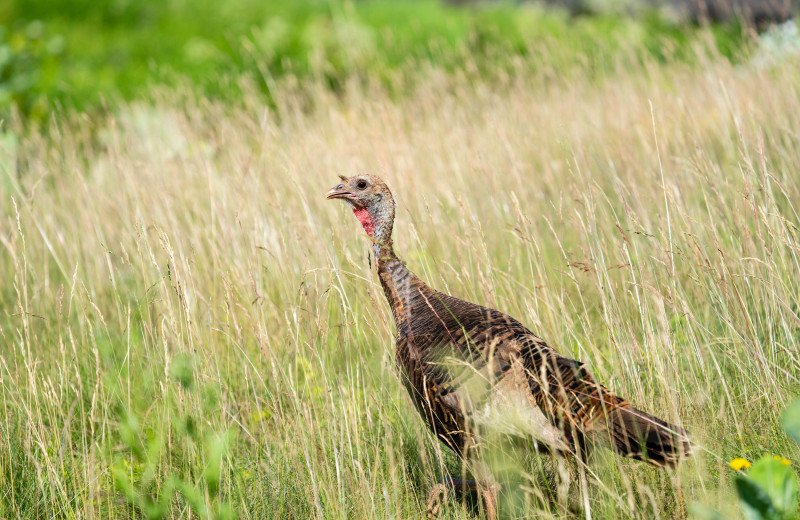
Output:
[356, 180, 368, 190]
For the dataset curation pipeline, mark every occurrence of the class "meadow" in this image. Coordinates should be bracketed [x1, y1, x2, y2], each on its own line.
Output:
[2, 5, 800, 519]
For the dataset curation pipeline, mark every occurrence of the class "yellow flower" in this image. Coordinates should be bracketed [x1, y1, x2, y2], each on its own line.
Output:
[774, 456, 791, 466]
[730, 458, 752, 471]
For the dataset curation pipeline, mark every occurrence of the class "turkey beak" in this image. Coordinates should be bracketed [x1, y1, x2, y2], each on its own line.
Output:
[326, 184, 352, 200]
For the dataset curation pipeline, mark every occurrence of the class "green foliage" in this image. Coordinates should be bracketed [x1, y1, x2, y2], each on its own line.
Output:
[689, 504, 729, 520]
[170, 352, 196, 390]
[782, 399, 800, 445]
[736, 472, 781, 520]
[695, 399, 800, 520]
[1, 0, 749, 121]
[0, 20, 64, 119]
[112, 355, 236, 520]
[742, 457, 798, 519]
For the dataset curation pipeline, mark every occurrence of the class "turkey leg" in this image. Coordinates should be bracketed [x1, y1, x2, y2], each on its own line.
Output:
[425, 478, 500, 520]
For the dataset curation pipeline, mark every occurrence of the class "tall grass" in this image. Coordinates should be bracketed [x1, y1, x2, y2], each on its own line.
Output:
[1, 37, 799, 519]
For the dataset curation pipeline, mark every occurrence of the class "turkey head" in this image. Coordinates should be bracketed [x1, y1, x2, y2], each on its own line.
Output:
[327, 175, 395, 246]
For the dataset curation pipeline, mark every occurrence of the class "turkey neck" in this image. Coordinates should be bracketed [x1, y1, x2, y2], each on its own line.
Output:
[365, 196, 430, 336]
[377, 249, 421, 337]
[374, 238, 431, 338]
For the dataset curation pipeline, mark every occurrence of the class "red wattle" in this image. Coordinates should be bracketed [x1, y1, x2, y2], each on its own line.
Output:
[352, 207, 375, 238]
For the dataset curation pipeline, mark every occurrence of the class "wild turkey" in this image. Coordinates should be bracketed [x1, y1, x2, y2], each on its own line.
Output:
[327, 175, 692, 518]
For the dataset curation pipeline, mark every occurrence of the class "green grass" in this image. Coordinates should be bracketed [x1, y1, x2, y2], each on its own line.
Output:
[1, 12, 800, 520]
[1, 0, 747, 120]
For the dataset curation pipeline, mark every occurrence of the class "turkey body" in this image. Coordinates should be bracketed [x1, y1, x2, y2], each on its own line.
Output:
[327, 174, 691, 488]
[378, 253, 690, 466]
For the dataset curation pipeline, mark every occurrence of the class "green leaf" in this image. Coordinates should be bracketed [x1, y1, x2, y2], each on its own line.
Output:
[156, 478, 178, 517]
[688, 504, 728, 520]
[116, 406, 145, 460]
[111, 463, 138, 503]
[184, 415, 198, 440]
[170, 353, 196, 389]
[144, 501, 167, 520]
[748, 456, 798, 517]
[204, 432, 230, 496]
[781, 398, 800, 445]
[175, 480, 208, 517]
[736, 474, 778, 520]
[213, 503, 237, 520]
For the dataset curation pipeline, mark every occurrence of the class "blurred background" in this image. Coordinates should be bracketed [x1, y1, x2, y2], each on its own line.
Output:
[1, 0, 797, 123]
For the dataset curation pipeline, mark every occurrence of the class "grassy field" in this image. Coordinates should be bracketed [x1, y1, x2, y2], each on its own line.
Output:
[2, 28, 800, 520]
